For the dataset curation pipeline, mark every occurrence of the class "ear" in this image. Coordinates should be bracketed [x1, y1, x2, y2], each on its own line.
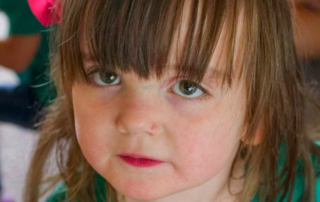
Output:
[241, 123, 264, 145]
[253, 123, 264, 145]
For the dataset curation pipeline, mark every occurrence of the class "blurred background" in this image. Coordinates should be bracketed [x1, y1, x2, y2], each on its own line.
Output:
[0, 11, 40, 202]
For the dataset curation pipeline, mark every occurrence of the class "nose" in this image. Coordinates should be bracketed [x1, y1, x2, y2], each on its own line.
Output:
[115, 94, 163, 136]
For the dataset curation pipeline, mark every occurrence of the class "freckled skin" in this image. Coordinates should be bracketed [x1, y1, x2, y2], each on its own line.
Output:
[73, 70, 246, 201]
[74, 4, 246, 200]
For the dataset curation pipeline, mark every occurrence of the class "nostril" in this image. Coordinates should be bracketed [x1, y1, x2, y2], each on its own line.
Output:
[116, 115, 162, 136]
[114, 98, 163, 136]
[150, 123, 162, 135]
[151, 124, 157, 131]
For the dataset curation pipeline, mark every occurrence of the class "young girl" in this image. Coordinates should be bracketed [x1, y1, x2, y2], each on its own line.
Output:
[25, 0, 320, 201]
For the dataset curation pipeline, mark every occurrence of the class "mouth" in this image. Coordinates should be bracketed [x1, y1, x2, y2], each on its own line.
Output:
[118, 154, 164, 167]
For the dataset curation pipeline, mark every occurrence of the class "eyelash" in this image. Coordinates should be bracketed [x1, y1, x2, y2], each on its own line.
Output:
[86, 68, 121, 88]
[85, 69, 99, 88]
[170, 79, 212, 103]
[85, 68, 212, 102]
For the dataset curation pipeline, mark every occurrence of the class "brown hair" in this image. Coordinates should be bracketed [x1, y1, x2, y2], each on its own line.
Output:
[24, 0, 320, 201]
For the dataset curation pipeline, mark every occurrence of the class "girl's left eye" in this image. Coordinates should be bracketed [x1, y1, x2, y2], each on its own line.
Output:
[91, 70, 121, 86]
[172, 80, 204, 98]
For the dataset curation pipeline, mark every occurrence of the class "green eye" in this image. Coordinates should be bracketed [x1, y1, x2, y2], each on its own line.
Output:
[92, 71, 121, 86]
[172, 80, 204, 98]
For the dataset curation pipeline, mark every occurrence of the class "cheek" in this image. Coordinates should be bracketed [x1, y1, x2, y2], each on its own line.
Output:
[174, 125, 240, 175]
[72, 85, 115, 169]
[169, 101, 244, 181]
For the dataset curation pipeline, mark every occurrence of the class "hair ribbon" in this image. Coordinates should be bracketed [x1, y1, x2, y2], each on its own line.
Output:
[28, 0, 60, 26]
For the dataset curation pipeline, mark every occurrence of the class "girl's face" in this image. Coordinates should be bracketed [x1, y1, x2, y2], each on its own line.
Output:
[73, 14, 246, 202]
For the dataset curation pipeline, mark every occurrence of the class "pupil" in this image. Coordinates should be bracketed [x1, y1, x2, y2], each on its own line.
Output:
[179, 81, 198, 95]
[101, 72, 117, 84]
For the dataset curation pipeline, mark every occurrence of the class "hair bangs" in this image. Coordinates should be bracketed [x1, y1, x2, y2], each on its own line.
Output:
[79, 0, 241, 85]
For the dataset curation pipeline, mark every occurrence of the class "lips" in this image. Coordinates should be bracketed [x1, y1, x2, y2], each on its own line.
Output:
[119, 154, 164, 167]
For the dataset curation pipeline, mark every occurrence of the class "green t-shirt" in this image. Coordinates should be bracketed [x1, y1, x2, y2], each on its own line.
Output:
[0, 0, 55, 105]
[46, 174, 107, 202]
[46, 145, 320, 202]
[46, 173, 320, 202]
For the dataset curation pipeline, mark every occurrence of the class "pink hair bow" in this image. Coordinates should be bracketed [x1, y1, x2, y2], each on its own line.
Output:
[28, 0, 60, 26]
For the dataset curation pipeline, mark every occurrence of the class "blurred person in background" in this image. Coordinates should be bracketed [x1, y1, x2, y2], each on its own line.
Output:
[0, 0, 55, 129]
[0, 0, 54, 200]
[293, 0, 320, 97]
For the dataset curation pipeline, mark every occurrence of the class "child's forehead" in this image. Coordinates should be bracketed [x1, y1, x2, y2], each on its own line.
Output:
[79, 1, 244, 83]
[80, 34, 228, 84]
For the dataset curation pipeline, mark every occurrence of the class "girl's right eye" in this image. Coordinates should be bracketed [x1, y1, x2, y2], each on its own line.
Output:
[90, 70, 121, 86]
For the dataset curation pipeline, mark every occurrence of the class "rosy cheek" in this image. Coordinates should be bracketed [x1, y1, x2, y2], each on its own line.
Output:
[74, 111, 104, 167]
[186, 143, 196, 154]
[76, 126, 112, 172]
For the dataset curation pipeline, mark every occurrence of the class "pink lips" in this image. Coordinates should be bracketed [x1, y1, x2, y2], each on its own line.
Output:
[119, 154, 164, 167]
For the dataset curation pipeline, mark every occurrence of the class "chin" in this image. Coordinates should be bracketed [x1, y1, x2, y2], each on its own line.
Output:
[115, 181, 172, 201]
[124, 194, 163, 201]
[119, 190, 166, 201]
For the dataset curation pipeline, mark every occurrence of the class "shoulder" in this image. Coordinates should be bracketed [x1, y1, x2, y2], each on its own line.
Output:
[314, 141, 320, 201]
[291, 168, 320, 201]
[46, 184, 69, 202]
[45, 174, 107, 202]
[293, 141, 320, 201]
[316, 177, 320, 202]
[252, 141, 320, 202]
